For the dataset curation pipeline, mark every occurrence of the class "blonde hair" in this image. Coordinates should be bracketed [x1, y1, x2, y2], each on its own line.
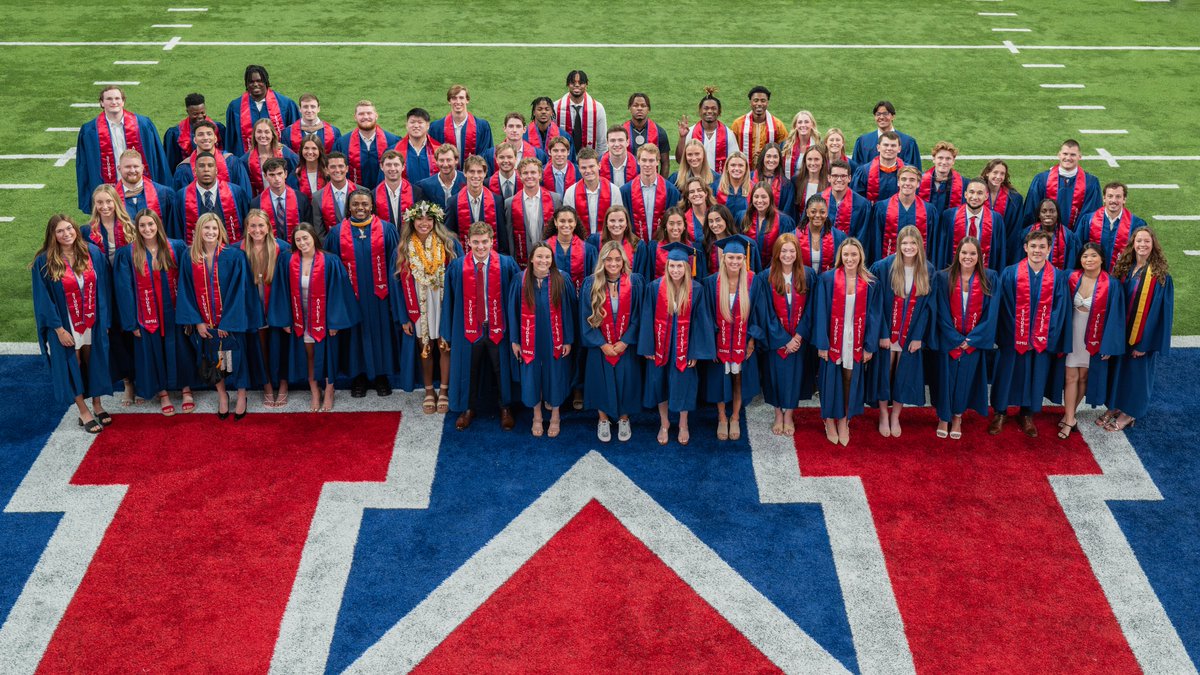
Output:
[717, 152, 751, 196]
[587, 241, 632, 329]
[889, 225, 930, 297]
[782, 110, 821, 160]
[716, 247, 751, 323]
[664, 261, 693, 316]
[88, 184, 135, 244]
[242, 209, 279, 286]
[834, 237, 875, 284]
[674, 139, 716, 191]
[189, 213, 229, 263]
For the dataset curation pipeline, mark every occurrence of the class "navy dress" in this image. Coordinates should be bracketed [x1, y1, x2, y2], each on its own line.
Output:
[751, 268, 817, 408]
[506, 273, 577, 408]
[637, 279, 716, 413]
[931, 269, 1000, 422]
[579, 274, 645, 418]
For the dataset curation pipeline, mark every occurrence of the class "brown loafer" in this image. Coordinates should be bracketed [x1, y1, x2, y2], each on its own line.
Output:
[987, 413, 1006, 435]
[1020, 415, 1038, 438]
[499, 407, 515, 431]
[455, 409, 474, 430]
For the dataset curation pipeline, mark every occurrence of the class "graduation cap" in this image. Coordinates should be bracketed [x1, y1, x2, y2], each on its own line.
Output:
[714, 234, 752, 256]
[662, 241, 697, 262]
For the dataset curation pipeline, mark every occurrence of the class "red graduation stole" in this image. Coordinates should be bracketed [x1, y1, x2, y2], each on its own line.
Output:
[189, 150, 231, 183]
[1043, 225, 1068, 269]
[1090, 208, 1133, 268]
[348, 129, 387, 185]
[393, 134, 440, 175]
[184, 181, 241, 244]
[954, 207, 995, 269]
[317, 181, 357, 226]
[116, 180, 162, 220]
[691, 122, 730, 172]
[238, 91, 284, 151]
[890, 278, 919, 345]
[866, 157, 904, 201]
[192, 246, 223, 327]
[653, 242, 697, 279]
[653, 279, 691, 371]
[574, 180, 614, 234]
[750, 213, 782, 254]
[1070, 270, 1111, 355]
[949, 271, 984, 359]
[462, 254, 505, 344]
[785, 138, 816, 178]
[398, 259, 422, 324]
[883, 196, 928, 258]
[259, 188, 301, 242]
[508, 189, 555, 266]
[629, 176, 667, 241]
[290, 252, 327, 341]
[752, 172, 784, 207]
[624, 120, 659, 148]
[375, 180, 414, 224]
[684, 209, 705, 242]
[918, 169, 964, 208]
[715, 271, 753, 364]
[772, 274, 808, 358]
[246, 146, 283, 195]
[800, 229, 836, 272]
[542, 162, 578, 192]
[600, 275, 632, 366]
[288, 121, 335, 153]
[1045, 165, 1088, 223]
[135, 243, 178, 335]
[519, 271, 565, 363]
[438, 114, 477, 157]
[339, 217, 388, 300]
[455, 189, 499, 247]
[1126, 266, 1157, 347]
[822, 188, 855, 234]
[829, 268, 868, 364]
[556, 237, 587, 291]
[525, 122, 563, 151]
[60, 254, 98, 334]
[96, 111, 148, 183]
[296, 169, 325, 199]
[175, 115, 217, 157]
[556, 93, 598, 148]
[600, 152, 637, 185]
[88, 220, 128, 250]
[1014, 261, 1055, 354]
[990, 188, 1009, 217]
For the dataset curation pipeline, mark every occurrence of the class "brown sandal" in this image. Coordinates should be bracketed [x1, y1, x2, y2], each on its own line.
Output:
[422, 390, 436, 414]
[436, 388, 450, 413]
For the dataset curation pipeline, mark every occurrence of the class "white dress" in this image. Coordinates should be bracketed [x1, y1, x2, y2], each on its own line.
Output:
[1065, 289, 1093, 368]
[70, 271, 93, 350]
[837, 290, 857, 370]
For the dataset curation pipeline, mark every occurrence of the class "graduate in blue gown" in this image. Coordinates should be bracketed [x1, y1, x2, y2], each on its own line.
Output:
[80, 185, 138, 403]
[979, 159, 1027, 261]
[414, 146, 467, 212]
[865, 167, 941, 265]
[825, 161, 872, 244]
[171, 120, 253, 197]
[114, 210, 197, 413]
[638, 242, 715, 446]
[989, 229, 1071, 436]
[586, 205, 650, 282]
[796, 194, 849, 275]
[1072, 182, 1147, 271]
[1103, 228, 1173, 431]
[939, 179, 1007, 273]
[162, 93, 227, 172]
[239, 118, 301, 198]
[580, 241, 644, 443]
[506, 243, 577, 437]
[332, 102, 401, 190]
[428, 85, 495, 165]
[1021, 142, 1100, 229]
[179, 152, 252, 245]
[547, 206, 597, 410]
[32, 215, 115, 431]
[851, 101, 922, 170]
[752, 232, 817, 435]
[76, 87, 169, 213]
[1018, 199, 1080, 270]
[223, 66, 300, 157]
[280, 93, 341, 154]
[752, 143, 795, 217]
[813, 237, 882, 446]
[237, 210, 290, 406]
[175, 213, 261, 419]
[323, 189, 407, 397]
[267, 223, 360, 413]
[866, 229, 936, 438]
[110, 149, 184, 243]
[639, 207, 694, 281]
[697, 204, 761, 276]
[738, 183, 796, 257]
[702, 235, 763, 441]
[931, 237, 1001, 439]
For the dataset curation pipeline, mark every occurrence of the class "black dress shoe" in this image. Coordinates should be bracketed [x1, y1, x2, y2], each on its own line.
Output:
[374, 375, 392, 397]
[350, 374, 368, 398]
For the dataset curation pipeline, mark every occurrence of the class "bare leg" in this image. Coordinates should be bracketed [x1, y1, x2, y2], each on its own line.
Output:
[729, 374, 742, 439]
[1062, 367, 1082, 427]
[678, 410, 690, 444]
[306, 343, 319, 411]
[657, 402, 670, 444]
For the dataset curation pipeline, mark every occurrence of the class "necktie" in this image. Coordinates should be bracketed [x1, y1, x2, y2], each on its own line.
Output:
[475, 262, 487, 327]
[503, 180, 513, 200]
[968, 215, 977, 239]
[572, 104, 584, 150]
[275, 196, 286, 231]
[555, 171, 564, 194]
[334, 191, 345, 221]
[203, 189, 215, 211]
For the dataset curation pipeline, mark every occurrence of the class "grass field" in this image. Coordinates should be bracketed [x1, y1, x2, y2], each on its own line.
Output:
[1, 0, 1198, 340]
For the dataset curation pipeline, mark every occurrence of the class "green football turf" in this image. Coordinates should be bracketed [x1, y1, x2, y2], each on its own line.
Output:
[1, 0, 1197, 340]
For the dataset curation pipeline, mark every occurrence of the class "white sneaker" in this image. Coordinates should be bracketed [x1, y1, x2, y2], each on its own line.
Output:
[617, 418, 632, 441]
[597, 419, 612, 442]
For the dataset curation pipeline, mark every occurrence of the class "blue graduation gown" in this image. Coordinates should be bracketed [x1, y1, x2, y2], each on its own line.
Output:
[31, 245, 116, 404]
[866, 257, 935, 406]
[1109, 271, 1172, 418]
[266, 251, 361, 384]
[619, 180, 683, 237]
[931, 269, 1000, 421]
[1022, 169, 1101, 229]
[175, 245, 261, 389]
[923, 175, 966, 217]
[865, 199, 942, 265]
[1071, 209, 1148, 271]
[939, 206, 1008, 272]
[440, 254, 522, 411]
[121, 181, 183, 241]
[324, 219, 406, 381]
[391, 239, 463, 392]
[718, 188, 749, 220]
[637, 279, 716, 413]
[414, 173, 466, 212]
[223, 91, 301, 156]
[1048, 272, 1126, 407]
[702, 274, 763, 405]
[851, 129, 923, 171]
[751, 268, 817, 407]
[280, 121, 341, 153]
[163, 120, 228, 171]
[182, 182, 252, 244]
[586, 234, 649, 278]
[240, 147, 301, 198]
[444, 189, 508, 248]
[991, 262, 1071, 412]
[1016, 225, 1080, 270]
[667, 172, 721, 196]
[506, 274, 577, 408]
[823, 191, 872, 244]
[76, 114, 169, 213]
[237, 238, 291, 388]
[551, 237, 598, 295]
[812, 270, 882, 419]
[333, 130, 402, 190]
[481, 146, 548, 178]
[797, 227, 848, 276]
[114, 239, 197, 399]
[991, 188, 1026, 259]
[427, 115, 495, 163]
[851, 163, 901, 203]
[398, 141, 436, 185]
[172, 153, 253, 196]
[580, 274, 644, 417]
[79, 224, 136, 384]
[737, 212, 796, 256]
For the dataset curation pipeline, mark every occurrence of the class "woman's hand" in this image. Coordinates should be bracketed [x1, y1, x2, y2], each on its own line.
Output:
[56, 327, 74, 348]
[217, 329, 229, 339]
[401, 322, 413, 336]
[330, 329, 338, 336]
[879, 338, 892, 350]
[908, 340, 922, 353]
[818, 349, 829, 361]
[511, 343, 521, 358]
[196, 323, 212, 339]
[561, 344, 572, 357]
[132, 329, 141, 338]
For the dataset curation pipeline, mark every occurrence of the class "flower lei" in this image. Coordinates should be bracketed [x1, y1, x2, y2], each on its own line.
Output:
[407, 234, 448, 351]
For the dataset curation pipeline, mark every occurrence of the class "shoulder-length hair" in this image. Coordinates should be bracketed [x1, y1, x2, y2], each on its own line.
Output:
[947, 236, 992, 295]
[602, 204, 640, 247]
[654, 206, 692, 245]
[717, 151, 751, 195]
[252, 117, 282, 156]
[833, 237, 875, 284]
[741, 182, 778, 232]
[550, 205, 588, 241]
[979, 159, 1014, 192]
[792, 144, 830, 203]
[295, 134, 328, 178]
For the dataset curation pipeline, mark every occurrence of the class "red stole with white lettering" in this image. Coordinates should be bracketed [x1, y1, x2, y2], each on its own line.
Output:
[393, 135, 439, 179]
[1045, 165, 1088, 222]
[866, 157, 904, 201]
[1014, 261, 1055, 354]
[290, 252, 327, 341]
[135, 244, 178, 335]
[785, 138, 815, 178]
[462, 254, 505, 344]
[89, 221, 128, 250]
[890, 277, 919, 345]
[520, 271, 564, 363]
[96, 111, 147, 183]
[601, 275, 632, 366]
[375, 180, 413, 225]
[339, 217, 387, 300]
[117, 180, 161, 220]
[542, 162, 578, 193]
[192, 246, 223, 327]
[575, 180, 614, 234]
[829, 268, 868, 364]
[750, 213, 782, 254]
[772, 274, 807, 358]
[1090, 208, 1133, 268]
[883, 196, 928, 258]
[800, 229, 836, 273]
[439, 115, 477, 157]
[184, 181, 241, 244]
[508, 189, 554, 266]
[61, 254, 98, 334]
[954, 207, 995, 268]
[456, 189, 498, 247]
[919, 169, 964, 208]
[348, 129, 387, 185]
[716, 271, 753, 364]
[629, 176, 667, 241]
[189, 150, 231, 183]
[691, 122, 730, 172]
[260, 189, 301, 242]
[654, 280, 691, 371]
[1070, 270, 1110, 355]
[239, 91, 284, 151]
[823, 188, 855, 234]
[949, 272, 984, 359]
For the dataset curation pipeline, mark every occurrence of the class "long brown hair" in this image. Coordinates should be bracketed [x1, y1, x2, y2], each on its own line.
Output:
[654, 206, 692, 245]
[33, 214, 90, 281]
[768, 233, 806, 296]
[740, 182, 778, 233]
[396, 201, 458, 274]
[601, 204, 640, 247]
[1112, 227, 1170, 283]
[979, 159, 1014, 192]
[588, 240, 631, 329]
[131, 209, 176, 274]
[947, 237, 992, 295]
[889, 225, 931, 297]
[242, 209, 279, 286]
[295, 134, 328, 178]
[522, 242, 565, 310]
[252, 117, 282, 156]
[791, 144, 830, 210]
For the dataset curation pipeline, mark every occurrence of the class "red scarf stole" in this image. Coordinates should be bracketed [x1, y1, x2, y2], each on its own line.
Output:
[439, 114, 477, 157]
[785, 138, 815, 178]
[508, 189, 555, 266]
[691, 122, 730, 172]
[653, 241, 697, 279]
[175, 115, 216, 157]
[297, 169, 325, 199]
[1014, 261, 1056, 354]
[398, 258, 422, 324]
[949, 272, 984, 359]
[462, 254, 505, 344]
[192, 246, 223, 326]
[654, 280, 692, 371]
[290, 252, 327, 341]
[822, 188, 855, 234]
[918, 169, 964, 208]
[600, 275, 632, 366]
[1045, 165, 1088, 223]
[88, 219, 128, 250]
[135, 244, 178, 335]
[752, 172, 783, 207]
[239, 91, 284, 151]
[455, 189, 498, 246]
[990, 188, 1009, 216]
[117, 180, 162, 219]
[394, 135, 440, 179]
[96, 111, 146, 183]
[575, 180, 614, 235]
[1069, 270, 1110, 355]
[1090, 208, 1133, 268]
[772, 273, 807, 358]
[600, 152, 637, 184]
[954, 207, 995, 268]
[1126, 266, 1157, 347]
[184, 182, 241, 244]
[750, 213, 782, 253]
[629, 176, 667, 241]
[339, 217, 387, 300]
[1042, 225, 1068, 269]
[247, 146, 283, 195]
[520, 271, 565, 363]
[624, 120, 659, 148]
[526, 121, 562, 151]
[556, 237, 587, 291]
[883, 196, 928, 258]
[717, 183, 743, 206]
[260, 189, 301, 241]
[800, 229, 836, 272]
[375, 180, 413, 224]
[890, 274, 919, 345]
[829, 269, 868, 364]
[557, 93, 597, 148]
[289, 121, 335, 153]
[348, 128, 387, 185]
[189, 150, 231, 183]
[317, 181, 357, 226]
[866, 157, 904, 201]
[60, 254, 98, 334]
[684, 209, 706, 242]
[542, 162, 578, 192]
[716, 271, 753, 364]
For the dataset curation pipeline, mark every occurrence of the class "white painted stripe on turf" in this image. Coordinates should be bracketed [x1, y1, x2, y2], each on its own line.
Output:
[978, 12, 1017, 16]
[1153, 215, 1200, 221]
[70, 103, 101, 108]
[1003, 39, 1020, 53]
[4, 40, 1200, 51]
[1060, 105, 1106, 109]
[1184, 250, 1200, 256]
[1173, 336, 1200, 346]
[1094, 147, 1120, 168]
[113, 60, 158, 64]
[1127, 184, 1179, 189]
[163, 36, 182, 50]
[45, 127, 80, 132]
[992, 27, 1031, 32]
[0, 183, 46, 188]
[92, 80, 139, 85]
[1023, 63, 1064, 67]
[151, 23, 192, 28]
[1041, 83, 1085, 88]
[1136, 0, 1171, 3]
[1080, 129, 1129, 134]
[167, 7, 208, 11]
[0, 341, 37, 354]
[54, 147, 76, 167]
[0, 217, 13, 223]
[1, 154, 68, 160]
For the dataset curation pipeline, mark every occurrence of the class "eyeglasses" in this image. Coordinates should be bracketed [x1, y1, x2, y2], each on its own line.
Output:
[830, 174, 850, 180]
